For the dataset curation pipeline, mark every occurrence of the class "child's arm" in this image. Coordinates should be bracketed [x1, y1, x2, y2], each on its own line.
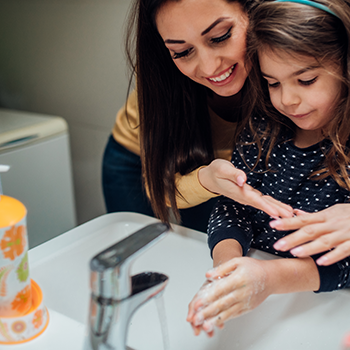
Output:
[188, 247, 320, 336]
[271, 203, 350, 265]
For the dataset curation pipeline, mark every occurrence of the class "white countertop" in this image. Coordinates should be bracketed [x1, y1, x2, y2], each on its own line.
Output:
[7, 212, 350, 350]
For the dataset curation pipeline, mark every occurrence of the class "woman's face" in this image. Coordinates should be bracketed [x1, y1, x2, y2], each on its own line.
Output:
[156, 0, 249, 97]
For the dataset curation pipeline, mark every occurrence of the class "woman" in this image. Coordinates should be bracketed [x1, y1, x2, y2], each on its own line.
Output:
[102, 0, 292, 233]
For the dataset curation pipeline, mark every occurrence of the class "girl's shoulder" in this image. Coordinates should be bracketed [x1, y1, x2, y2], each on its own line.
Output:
[239, 115, 268, 141]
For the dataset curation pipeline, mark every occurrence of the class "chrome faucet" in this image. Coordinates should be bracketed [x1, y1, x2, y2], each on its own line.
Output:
[87, 222, 170, 350]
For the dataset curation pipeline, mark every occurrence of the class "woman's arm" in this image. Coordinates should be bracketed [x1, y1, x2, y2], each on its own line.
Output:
[174, 159, 293, 219]
[197, 159, 293, 218]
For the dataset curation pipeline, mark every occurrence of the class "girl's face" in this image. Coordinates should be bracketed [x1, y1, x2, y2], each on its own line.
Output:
[259, 49, 343, 146]
[156, 0, 249, 97]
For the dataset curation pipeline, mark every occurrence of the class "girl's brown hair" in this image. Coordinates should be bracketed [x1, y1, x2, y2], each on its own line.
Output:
[246, 0, 350, 190]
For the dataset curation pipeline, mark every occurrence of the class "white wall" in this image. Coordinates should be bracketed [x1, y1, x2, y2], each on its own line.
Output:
[0, 0, 132, 224]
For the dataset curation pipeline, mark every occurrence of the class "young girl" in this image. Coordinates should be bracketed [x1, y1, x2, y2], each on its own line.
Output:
[187, 0, 350, 336]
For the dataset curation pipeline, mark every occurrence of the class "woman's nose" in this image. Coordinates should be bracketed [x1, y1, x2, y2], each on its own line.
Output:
[197, 49, 221, 76]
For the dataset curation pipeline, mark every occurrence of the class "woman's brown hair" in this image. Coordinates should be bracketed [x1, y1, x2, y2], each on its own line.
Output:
[124, 0, 258, 223]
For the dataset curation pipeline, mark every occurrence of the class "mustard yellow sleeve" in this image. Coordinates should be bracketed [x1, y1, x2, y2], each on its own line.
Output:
[112, 89, 141, 156]
[111, 91, 217, 209]
[172, 167, 219, 209]
[112, 90, 233, 210]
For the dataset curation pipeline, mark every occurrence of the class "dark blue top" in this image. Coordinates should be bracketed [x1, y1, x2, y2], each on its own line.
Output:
[208, 118, 350, 292]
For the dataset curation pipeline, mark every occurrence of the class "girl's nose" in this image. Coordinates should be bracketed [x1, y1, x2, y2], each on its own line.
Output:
[281, 86, 301, 107]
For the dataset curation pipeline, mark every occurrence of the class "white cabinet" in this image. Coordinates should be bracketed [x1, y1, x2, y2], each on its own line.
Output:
[0, 109, 77, 248]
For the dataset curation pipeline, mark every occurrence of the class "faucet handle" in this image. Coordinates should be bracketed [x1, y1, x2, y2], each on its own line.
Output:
[90, 222, 170, 300]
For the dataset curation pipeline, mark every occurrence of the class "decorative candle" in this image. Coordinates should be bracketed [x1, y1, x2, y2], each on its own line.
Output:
[0, 195, 32, 317]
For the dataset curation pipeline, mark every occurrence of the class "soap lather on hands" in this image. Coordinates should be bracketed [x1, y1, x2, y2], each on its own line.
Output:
[186, 244, 320, 337]
[187, 256, 270, 337]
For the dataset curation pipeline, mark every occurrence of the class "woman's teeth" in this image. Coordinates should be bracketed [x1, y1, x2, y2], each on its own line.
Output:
[209, 65, 234, 82]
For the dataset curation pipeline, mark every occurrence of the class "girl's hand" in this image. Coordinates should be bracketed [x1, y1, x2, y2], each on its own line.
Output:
[271, 204, 350, 266]
[186, 257, 271, 336]
[199, 159, 293, 219]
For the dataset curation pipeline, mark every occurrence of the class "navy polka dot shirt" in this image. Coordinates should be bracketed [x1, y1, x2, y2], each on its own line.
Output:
[208, 119, 350, 292]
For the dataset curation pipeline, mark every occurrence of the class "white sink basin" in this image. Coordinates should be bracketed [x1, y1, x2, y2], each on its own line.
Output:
[8, 212, 350, 349]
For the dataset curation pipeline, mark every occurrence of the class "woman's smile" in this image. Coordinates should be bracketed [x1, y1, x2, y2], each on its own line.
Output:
[207, 64, 236, 85]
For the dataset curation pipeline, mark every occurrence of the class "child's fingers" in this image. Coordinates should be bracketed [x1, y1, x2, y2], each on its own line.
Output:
[187, 279, 214, 320]
[342, 332, 350, 349]
[192, 290, 238, 327]
[192, 324, 202, 336]
[187, 296, 206, 321]
[206, 258, 239, 279]
[201, 301, 248, 336]
[193, 279, 236, 312]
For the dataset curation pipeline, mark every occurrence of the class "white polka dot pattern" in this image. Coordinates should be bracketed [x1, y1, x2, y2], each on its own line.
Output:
[207, 121, 350, 292]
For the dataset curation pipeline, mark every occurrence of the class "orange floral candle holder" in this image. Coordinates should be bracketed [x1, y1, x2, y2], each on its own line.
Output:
[0, 195, 32, 317]
[0, 195, 49, 344]
[0, 279, 49, 344]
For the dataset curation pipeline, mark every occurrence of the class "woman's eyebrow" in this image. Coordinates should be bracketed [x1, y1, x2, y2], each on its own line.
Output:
[164, 39, 186, 44]
[201, 17, 230, 36]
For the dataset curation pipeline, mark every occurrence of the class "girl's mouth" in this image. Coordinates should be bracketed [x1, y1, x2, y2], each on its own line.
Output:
[208, 65, 236, 83]
[290, 112, 311, 119]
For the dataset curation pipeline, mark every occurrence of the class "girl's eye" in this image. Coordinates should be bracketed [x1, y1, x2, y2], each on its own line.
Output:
[173, 48, 193, 59]
[211, 26, 233, 44]
[299, 77, 318, 86]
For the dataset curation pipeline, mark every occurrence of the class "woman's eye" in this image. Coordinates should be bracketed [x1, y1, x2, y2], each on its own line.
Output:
[173, 48, 193, 59]
[299, 77, 318, 86]
[268, 82, 280, 88]
[211, 26, 233, 44]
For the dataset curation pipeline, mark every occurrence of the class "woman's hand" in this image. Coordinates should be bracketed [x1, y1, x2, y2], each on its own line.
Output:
[186, 257, 271, 336]
[199, 159, 293, 219]
[271, 204, 350, 266]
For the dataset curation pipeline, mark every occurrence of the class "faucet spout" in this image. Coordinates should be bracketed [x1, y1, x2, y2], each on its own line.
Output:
[87, 222, 170, 350]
